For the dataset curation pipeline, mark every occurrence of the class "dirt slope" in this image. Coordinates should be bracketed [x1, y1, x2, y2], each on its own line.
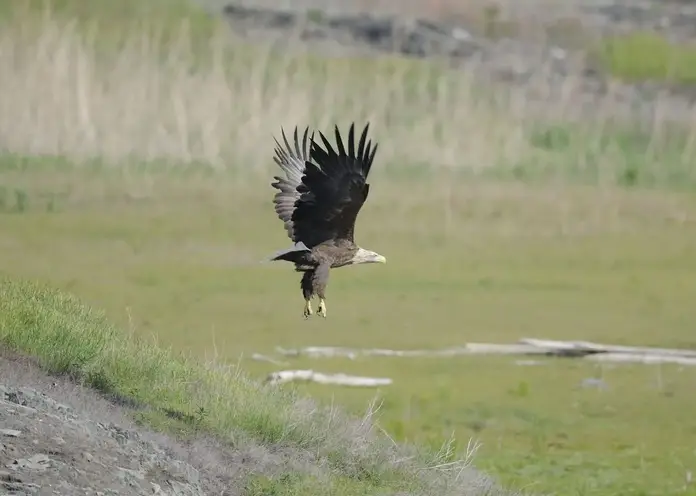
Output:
[0, 350, 246, 496]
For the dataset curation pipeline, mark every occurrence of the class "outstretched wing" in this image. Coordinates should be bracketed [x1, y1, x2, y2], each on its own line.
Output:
[270, 126, 314, 242]
[291, 122, 379, 248]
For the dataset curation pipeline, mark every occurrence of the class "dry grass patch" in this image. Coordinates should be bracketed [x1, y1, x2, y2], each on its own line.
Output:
[0, 5, 524, 169]
[2, 1, 696, 189]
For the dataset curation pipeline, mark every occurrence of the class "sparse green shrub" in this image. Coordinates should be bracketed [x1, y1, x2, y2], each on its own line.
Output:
[0, 186, 31, 213]
[596, 31, 696, 84]
[520, 121, 696, 189]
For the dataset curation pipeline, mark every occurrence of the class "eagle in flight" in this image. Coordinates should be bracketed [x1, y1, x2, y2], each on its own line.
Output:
[267, 123, 386, 319]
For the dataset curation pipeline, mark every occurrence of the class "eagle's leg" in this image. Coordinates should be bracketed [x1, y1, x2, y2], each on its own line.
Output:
[301, 271, 315, 319]
[313, 263, 330, 319]
[303, 300, 313, 318]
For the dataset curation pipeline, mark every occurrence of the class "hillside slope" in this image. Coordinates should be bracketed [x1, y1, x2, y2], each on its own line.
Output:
[1, 349, 238, 495]
[0, 277, 509, 495]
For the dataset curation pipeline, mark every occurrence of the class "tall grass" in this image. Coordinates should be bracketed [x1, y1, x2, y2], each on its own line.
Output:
[1, 1, 696, 188]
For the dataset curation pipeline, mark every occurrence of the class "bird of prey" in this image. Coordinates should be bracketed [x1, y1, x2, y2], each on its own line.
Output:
[267, 122, 387, 319]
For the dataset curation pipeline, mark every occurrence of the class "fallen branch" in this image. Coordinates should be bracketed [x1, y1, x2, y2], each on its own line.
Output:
[584, 353, 696, 366]
[519, 338, 696, 359]
[273, 339, 696, 362]
[275, 343, 551, 359]
[265, 369, 392, 387]
[263, 339, 696, 370]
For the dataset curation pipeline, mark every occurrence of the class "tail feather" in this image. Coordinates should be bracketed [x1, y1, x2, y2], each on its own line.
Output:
[263, 242, 310, 263]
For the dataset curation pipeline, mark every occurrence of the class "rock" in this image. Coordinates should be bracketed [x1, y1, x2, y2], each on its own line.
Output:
[0, 470, 22, 482]
[168, 460, 200, 485]
[0, 429, 22, 437]
[9, 453, 52, 472]
[116, 466, 145, 486]
[4, 390, 27, 406]
[1, 481, 40, 494]
[0, 443, 19, 456]
[584, 0, 696, 41]
[221, 1, 696, 125]
[168, 479, 198, 496]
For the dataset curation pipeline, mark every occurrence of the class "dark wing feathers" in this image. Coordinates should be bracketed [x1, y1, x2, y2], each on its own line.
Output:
[289, 122, 379, 247]
[270, 126, 313, 242]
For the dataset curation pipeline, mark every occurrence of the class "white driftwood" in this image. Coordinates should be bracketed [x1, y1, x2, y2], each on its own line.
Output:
[519, 338, 696, 358]
[266, 369, 393, 387]
[267, 339, 696, 368]
[275, 346, 359, 359]
[275, 343, 550, 359]
[515, 359, 547, 366]
[465, 343, 552, 355]
[584, 353, 696, 366]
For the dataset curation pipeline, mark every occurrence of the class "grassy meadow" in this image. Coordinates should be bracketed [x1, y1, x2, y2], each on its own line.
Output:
[2, 1, 696, 495]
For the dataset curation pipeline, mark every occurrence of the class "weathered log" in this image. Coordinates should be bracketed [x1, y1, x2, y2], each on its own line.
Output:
[519, 338, 696, 358]
[266, 339, 696, 367]
[584, 353, 696, 366]
[265, 369, 393, 387]
[275, 343, 552, 359]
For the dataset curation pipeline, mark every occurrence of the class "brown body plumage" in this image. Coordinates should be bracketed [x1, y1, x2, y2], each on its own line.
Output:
[267, 123, 386, 318]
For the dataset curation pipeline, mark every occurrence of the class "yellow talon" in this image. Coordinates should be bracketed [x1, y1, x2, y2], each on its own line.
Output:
[318, 298, 327, 318]
[303, 300, 313, 319]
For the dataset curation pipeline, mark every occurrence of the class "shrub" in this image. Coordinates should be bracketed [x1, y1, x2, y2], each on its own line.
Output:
[596, 31, 696, 84]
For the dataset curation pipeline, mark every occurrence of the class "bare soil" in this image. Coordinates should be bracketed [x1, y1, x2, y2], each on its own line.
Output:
[0, 349, 254, 496]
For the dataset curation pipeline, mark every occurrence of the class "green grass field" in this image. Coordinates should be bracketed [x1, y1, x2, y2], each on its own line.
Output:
[3, 162, 696, 495]
[2, 1, 696, 495]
